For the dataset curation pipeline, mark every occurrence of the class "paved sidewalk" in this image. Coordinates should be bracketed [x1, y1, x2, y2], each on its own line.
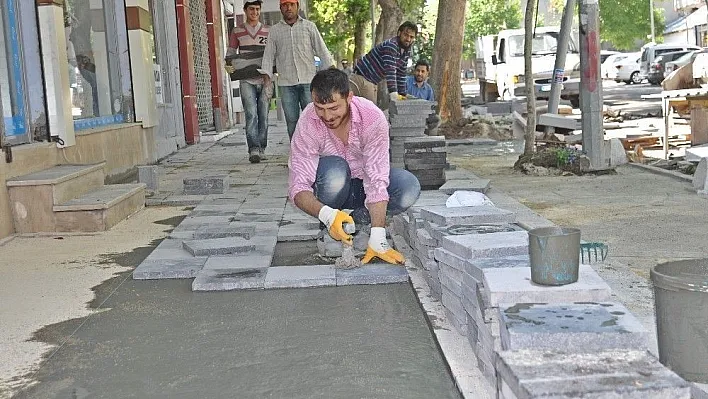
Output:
[9, 120, 464, 399]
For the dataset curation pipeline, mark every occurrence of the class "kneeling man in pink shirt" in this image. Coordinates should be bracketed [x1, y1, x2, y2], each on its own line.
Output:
[288, 69, 421, 264]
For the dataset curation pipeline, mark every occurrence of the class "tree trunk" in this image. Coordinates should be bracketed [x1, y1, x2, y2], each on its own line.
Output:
[431, 0, 466, 122]
[523, 0, 537, 155]
[353, 19, 367, 61]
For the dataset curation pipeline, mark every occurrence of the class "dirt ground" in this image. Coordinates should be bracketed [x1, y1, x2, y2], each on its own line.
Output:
[449, 150, 708, 338]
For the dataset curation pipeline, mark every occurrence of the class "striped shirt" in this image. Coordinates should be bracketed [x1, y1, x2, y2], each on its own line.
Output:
[288, 96, 390, 204]
[261, 18, 333, 86]
[227, 22, 269, 85]
[354, 37, 411, 95]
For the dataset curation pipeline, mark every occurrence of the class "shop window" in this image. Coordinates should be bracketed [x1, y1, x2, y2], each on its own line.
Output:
[64, 0, 128, 130]
[149, 0, 172, 105]
[0, 0, 28, 139]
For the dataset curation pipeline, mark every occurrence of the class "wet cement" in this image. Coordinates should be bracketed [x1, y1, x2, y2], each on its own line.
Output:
[14, 259, 460, 399]
[271, 240, 336, 266]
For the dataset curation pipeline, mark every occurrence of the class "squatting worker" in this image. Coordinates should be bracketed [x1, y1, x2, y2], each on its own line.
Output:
[261, 0, 334, 140]
[349, 21, 418, 105]
[288, 69, 421, 265]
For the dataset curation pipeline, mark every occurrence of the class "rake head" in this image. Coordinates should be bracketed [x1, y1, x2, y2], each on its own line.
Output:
[580, 242, 608, 264]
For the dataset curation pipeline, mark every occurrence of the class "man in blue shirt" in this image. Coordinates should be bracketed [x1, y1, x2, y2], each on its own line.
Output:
[406, 59, 435, 101]
[406, 59, 439, 133]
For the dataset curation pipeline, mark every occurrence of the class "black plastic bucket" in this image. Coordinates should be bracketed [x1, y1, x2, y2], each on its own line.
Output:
[528, 227, 581, 286]
[651, 259, 708, 383]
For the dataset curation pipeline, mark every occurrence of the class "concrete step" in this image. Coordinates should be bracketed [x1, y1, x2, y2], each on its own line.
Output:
[53, 184, 146, 232]
[7, 163, 106, 233]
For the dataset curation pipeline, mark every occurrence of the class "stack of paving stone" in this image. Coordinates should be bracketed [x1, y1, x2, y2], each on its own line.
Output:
[403, 136, 447, 189]
[388, 98, 436, 169]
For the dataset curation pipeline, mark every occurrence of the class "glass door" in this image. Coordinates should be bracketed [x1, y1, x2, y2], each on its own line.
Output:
[0, 0, 30, 146]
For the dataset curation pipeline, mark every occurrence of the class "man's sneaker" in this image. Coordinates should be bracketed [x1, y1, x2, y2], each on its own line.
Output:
[259, 149, 267, 160]
[248, 149, 260, 163]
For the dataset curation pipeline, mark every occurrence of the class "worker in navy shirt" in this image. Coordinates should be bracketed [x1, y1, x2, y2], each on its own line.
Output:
[406, 59, 439, 133]
[406, 59, 435, 101]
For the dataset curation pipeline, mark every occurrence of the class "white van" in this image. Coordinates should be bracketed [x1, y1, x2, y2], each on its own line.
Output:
[640, 43, 701, 79]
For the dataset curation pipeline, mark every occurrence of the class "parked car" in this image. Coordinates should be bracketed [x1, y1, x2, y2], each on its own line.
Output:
[603, 53, 630, 79]
[614, 53, 642, 84]
[640, 43, 701, 79]
[648, 50, 695, 85]
[664, 49, 707, 79]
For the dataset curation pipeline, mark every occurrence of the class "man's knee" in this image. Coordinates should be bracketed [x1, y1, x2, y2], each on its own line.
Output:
[315, 156, 351, 206]
[389, 168, 421, 212]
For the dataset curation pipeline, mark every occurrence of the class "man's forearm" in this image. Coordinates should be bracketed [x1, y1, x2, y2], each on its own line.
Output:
[368, 201, 388, 228]
[293, 191, 325, 219]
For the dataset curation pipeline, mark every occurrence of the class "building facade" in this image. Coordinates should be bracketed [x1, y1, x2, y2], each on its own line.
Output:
[0, 0, 234, 239]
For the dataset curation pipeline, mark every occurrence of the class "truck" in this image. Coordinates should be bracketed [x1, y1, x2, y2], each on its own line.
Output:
[475, 26, 581, 108]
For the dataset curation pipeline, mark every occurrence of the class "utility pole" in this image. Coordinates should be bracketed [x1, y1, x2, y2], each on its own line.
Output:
[649, 0, 656, 43]
[578, 0, 604, 169]
[545, 0, 577, 136]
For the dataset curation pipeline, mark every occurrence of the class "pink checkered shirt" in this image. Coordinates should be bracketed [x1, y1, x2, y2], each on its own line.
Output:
[288, 96, 390, 205]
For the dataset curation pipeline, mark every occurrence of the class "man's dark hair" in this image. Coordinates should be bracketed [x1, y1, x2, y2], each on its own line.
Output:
[415, 59, 430, 71]
[310, 69, 350, 103]
[244, 0, 262, 9]
[398, 21, 418, 35]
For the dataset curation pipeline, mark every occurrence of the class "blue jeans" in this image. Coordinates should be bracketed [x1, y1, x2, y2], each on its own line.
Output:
[313, 156, 421, 224]
[280, 84, 312, 140]
[241, 81, 271, 152]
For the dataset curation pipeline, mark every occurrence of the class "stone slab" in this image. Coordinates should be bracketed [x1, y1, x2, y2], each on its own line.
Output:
[693, 157, 708, 191]
[537, 113, 579, 131]
[192, 268, 267, 291]
[442, 231, 529, 260]
[482, 265, 612, 307]
[264, 265, 336, 289]
[499, 302, 648, 353]
[389, 127, 426, 137]
[138, 165, 159, 191]
[277, 224, 322, 241]
[421, 205, 515, 226]
[427, 222, 523, 242]
[496, 349, 691, 399]
[183, 176, 227, 195]
[685, 144, 708, 162]
[438, 179, 491, 195]
[389, 99, 437, 115]
[403, 136, 446, 149]
[193, 225, 256, 240]
[336, 265, 409, 286]
[202, 254, 272, 271]
[465, 255, 530, 284]
[183, 237, 257, 256]
[133, 257, 207, 280]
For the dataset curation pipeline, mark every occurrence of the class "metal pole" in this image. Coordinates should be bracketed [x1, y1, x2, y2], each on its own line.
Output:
[579, 0, 604, 169]
[545, 0, 577, 136]
[650, 0, 656, 42]
[371, 0, 377, 48]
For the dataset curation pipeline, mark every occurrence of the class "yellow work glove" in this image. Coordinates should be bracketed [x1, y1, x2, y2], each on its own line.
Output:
[361, 227, 405, 265]
[318, 205, 355, 245]
[225, 64, 235, 74]
[389, 92, 406, 102]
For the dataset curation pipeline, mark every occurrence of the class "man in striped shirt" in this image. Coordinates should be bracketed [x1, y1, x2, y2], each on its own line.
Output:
[226, 0, 271, 163]
[288, 69, 421, 265]
[350, 21, 418, 105]
[261, 0, 333, 140]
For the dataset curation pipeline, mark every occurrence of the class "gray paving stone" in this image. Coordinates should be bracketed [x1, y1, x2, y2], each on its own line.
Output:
[336, 265, 409, 286]
[179, 215, 233, 226]
[194, 225, 256, 240]
[427, 222, 523, 242]
[442, 231, 529, 260]
[317, 233, 343, 257]
[482, 265, 612, 307]
[438, 179, 491, 194]
[138, 165, 159, 191]
[389, 99, 437, 115]
[228, 211, 284, 222]
[192, 268, 267, 291]
[420, 205, 516, 226]
[183, 237, 257, 256]
[264, 265, 336, 289]
[183, 175, 228, 194]
[496, 349, 691, 399]
[277, 223, 322, 241]
[465, 255, 530, 284]
[389, 127, 426, 137]
[202, 254, 272, 270]
[499, 302, 648, 353]
[156, 195, 204, 206]
[133, 257, 207, 280]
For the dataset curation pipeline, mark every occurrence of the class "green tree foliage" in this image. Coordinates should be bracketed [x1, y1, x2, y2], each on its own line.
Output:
[464, 0, 522, 59]
[310, 0, 369, 59]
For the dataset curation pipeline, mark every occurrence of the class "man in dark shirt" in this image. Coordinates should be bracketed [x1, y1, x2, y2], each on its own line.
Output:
[349, 21, 417, 105]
